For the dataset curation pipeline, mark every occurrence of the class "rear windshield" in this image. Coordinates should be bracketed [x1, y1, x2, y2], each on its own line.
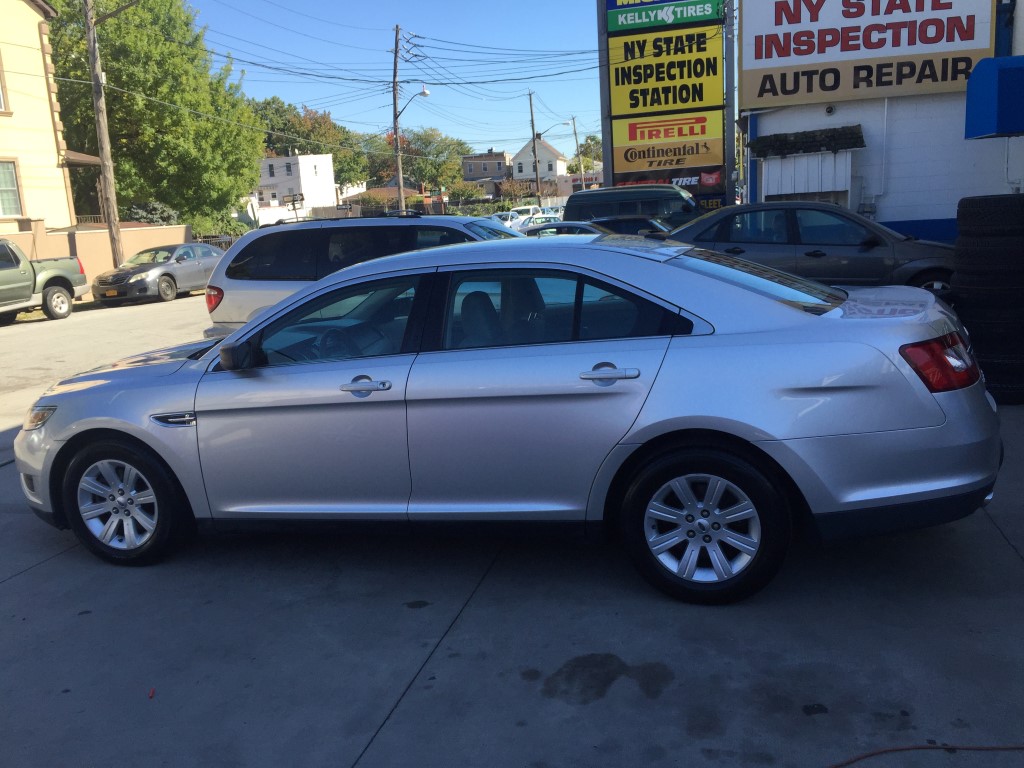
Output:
[465, 220, 523, 240]
[669, 248, 847, 316]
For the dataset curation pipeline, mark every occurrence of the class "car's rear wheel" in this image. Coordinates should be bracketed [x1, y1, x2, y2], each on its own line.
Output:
[0, 311, 17, 326]
[620, 448, 790, 604]
[157, 276, 176, 302]
[908, 269, 952, 294]
[42, 286, 72, 319]
[62, 440, 185, 564]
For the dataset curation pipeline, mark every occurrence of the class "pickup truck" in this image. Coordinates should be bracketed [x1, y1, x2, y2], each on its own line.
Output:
[0, 237, 88, 324]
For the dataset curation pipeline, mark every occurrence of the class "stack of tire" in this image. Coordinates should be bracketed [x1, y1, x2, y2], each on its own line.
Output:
[951, 194, 1024, 403]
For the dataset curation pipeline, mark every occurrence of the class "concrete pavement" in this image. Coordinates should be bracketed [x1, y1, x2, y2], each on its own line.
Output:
[1, 297, 1022, 767]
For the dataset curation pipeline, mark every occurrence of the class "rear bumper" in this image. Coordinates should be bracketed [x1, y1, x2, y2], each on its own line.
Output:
[812, 481, 994, 540]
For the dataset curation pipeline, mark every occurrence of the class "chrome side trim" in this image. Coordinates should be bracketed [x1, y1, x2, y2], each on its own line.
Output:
[151, 412, 197, 427]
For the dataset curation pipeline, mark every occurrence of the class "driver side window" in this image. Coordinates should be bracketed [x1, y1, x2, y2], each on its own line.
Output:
[257, 275, 421, 366]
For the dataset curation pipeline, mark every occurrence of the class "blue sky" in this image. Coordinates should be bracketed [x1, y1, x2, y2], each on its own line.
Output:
[187, 0, 604, 156]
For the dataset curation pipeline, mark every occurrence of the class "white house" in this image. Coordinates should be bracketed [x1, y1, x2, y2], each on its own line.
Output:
[251, 153, 337, 225]
[511, 137, 568, 186]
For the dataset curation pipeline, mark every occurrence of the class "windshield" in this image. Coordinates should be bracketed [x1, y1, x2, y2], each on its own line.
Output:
[670, 248, 847, 316]
[466, 220, 524, 240]
[127, 248, 174, 265]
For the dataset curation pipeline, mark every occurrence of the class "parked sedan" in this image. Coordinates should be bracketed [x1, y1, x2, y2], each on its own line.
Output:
[92, 243, 225, 305]
[16, 237, 1000, 604]
[669, 202, 954, 291]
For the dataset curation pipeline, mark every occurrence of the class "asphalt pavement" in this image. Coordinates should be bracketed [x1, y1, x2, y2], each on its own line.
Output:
[1, 295, 1022, 767]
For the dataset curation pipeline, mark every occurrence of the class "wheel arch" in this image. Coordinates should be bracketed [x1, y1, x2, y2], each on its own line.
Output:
[598, 428, 813, 536]
[41, 274, 75, 293]
[48, 428, 196, 530]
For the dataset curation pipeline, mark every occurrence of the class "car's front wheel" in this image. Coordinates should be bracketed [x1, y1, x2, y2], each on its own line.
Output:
[62, 440, 186, 564]
[157, 276, 177, 302]
[620, 448, 791, 604]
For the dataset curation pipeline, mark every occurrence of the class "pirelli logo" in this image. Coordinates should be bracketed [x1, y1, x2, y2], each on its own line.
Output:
[628, 116, 708, 142]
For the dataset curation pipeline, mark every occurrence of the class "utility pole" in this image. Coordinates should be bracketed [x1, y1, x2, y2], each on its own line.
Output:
[392, 25, 405, 212]
[82, 0, 125, 266]
[529, 91, 542, 207]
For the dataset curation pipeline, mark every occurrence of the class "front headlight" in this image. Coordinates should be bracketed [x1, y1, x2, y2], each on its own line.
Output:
[128, 273, 148, 283]
[23, 406, 56, 430]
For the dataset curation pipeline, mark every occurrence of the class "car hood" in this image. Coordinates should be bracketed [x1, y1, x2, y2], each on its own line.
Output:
[43, 339, 217, 395]
[94, 263, 155, 279]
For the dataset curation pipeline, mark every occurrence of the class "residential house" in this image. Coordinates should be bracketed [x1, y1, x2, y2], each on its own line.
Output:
[511, 137, 568, 189]
[0, 0, 82, 252]
[462, 148, 512, 197]
[250, 152, 337, 225]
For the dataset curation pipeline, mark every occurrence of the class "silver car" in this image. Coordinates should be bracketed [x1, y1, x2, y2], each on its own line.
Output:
[92, 243, 225, 305]
[15, 236, 1001, 603]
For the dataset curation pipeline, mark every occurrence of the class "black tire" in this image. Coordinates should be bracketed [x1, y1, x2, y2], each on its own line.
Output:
[157, 276, 176, 302]
[62, 439, 187, 565]
[950, 290, 1022, 323]
[977, 356, 1024, 405]
[42, 285, 72, 319]
[0, 312, 17, 326]
[953, 237, 1024, 273]
[619, 448, 791, 604]
[951, 269, 1024, 289]
[906, 269, 952, 293]
[957, 195, 1024, 237]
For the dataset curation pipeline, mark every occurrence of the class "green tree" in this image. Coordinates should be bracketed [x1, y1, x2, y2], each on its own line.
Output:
[446, 180, 483, 203]
[567, 134, 604, 173]
[250, 96, 299, 157]
[404, 128, 473, 190]
[49, 0, 263, 226]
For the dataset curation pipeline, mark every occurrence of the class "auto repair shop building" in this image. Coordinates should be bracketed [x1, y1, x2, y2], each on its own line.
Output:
[739, 0, 1023, 242]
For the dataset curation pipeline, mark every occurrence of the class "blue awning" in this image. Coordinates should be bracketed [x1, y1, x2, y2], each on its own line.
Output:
[965, 56, 1024, 139]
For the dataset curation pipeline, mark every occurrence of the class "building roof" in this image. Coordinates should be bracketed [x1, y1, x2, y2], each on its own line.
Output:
[746, 125, 865, 159]
[25, 0, 57, 19]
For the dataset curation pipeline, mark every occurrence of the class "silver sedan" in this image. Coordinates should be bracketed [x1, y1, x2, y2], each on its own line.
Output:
[15, 235, 1001, 603]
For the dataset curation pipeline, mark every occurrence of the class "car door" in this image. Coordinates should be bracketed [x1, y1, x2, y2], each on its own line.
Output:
[196, 245, 222, 282]
[172, 246, 206, 291]
[194, 272, 426, 520]
[792, 208, 895, 285]
[405, 267, 680, 521]
[0, 241, 33, 306]
[694, 209, 797, 274]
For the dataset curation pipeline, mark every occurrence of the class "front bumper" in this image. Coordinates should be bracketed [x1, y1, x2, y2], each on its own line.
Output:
[92, 276, 157, 301]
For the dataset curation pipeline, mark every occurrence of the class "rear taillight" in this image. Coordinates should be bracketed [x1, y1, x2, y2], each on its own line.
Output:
[76, 257, 85, 275]
[900, 332, 980, 393]
[205, 285, 224, 313]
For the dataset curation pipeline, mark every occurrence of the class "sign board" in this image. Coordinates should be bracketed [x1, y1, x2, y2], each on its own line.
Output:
[739, 0, 997, 109]
[282, 192, 304, 205]
[607, 0, 724, 32]
[611, 111, 724, 173]
[608, 26, 725, 116]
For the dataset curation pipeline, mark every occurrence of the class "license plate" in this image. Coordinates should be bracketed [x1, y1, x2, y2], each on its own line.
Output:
[104, 290, 118, 297]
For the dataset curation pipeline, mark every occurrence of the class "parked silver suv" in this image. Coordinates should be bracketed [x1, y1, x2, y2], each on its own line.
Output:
[204, 214, 521, 337]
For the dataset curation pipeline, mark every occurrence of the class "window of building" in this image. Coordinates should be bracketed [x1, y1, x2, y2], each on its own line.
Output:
[532, 163, 536, 172]
[285, 162, 293, 176]
[270, 191, 278, 200]
[268, 164, 275, 178]
[482, 163, 488, 172]
[0, 161, 23, 216]
[517, 163, 523, 174]
[497, 161, 503, 170]
[257, 190, 266, 202]
[467, 163, 474, 173]
[547, 161, 553, 172]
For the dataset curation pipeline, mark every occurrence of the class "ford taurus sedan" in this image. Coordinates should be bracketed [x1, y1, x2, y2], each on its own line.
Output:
[15, 236, 1000, 603]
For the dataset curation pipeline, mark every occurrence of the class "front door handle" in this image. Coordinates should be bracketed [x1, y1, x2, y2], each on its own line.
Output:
[340, 379, 392, 392]
[804, 249, 827, 258]
[579, 368, 639, 381]
[724, 247, 745, 255]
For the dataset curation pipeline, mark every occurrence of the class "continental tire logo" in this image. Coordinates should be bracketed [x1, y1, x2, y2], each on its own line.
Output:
[628, 117, 708, 142]
[624, 144, 708, 162]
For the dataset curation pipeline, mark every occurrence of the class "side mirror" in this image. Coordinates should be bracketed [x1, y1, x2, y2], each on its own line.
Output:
[861, 235, 883, 249]
[175, 254, 186, 263]
[220, 339, 255, 371]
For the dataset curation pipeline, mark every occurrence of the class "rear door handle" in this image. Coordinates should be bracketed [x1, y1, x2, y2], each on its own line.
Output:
[580, 368, 639, 381]
[724, 247, 745, 255]
[804, 249, 827, 258]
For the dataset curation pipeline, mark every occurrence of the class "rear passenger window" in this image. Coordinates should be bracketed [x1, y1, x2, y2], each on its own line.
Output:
[324, 228, 392, 275]
[412, 227, 473, 248]
[225, 230, 322, 281]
